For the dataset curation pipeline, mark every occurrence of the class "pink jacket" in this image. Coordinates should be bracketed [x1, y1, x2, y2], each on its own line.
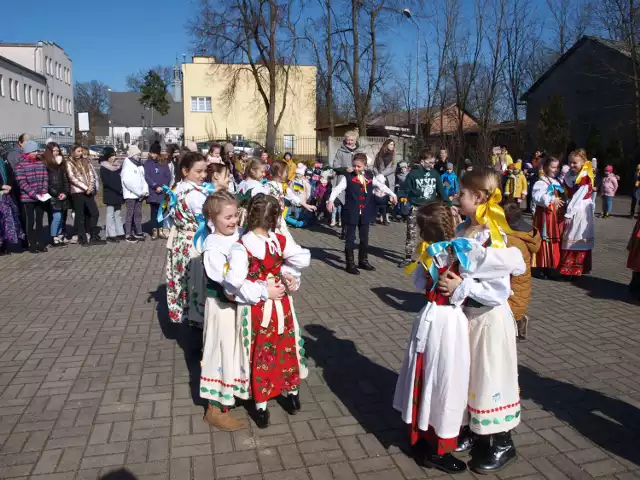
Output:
[601, 174, 618, 196]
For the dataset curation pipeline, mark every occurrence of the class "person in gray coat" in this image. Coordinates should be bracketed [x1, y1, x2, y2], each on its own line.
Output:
[329, 131, 362, 236]
[373, 139, 397, 223]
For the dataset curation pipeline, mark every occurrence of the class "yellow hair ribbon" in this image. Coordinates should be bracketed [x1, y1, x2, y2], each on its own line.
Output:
[578, 160, 595, 186]
[404, 241, 433, 274]
[475, 188, 513, 248]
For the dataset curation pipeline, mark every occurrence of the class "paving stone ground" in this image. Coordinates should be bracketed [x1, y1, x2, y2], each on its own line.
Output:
[1, 197, 640, 480]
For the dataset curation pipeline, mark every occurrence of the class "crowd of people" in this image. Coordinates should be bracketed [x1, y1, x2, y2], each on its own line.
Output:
[2, 129, 640, 475]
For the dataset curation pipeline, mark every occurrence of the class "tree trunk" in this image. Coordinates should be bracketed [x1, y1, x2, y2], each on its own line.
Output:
[326, 0, 334, 137]
[352, 0, 364, 135]
[266, 0, 278, 153]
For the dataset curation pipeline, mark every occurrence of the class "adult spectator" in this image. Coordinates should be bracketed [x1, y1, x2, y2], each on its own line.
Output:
[14, 140, 49, 253]
[434, 148, 449, 175]
[42, 142, 70, 247]
[330, 131, 362, 238]
[7, 133, 30, 169]
[492, 145, 514, 171]
[373, 138, 397, 191]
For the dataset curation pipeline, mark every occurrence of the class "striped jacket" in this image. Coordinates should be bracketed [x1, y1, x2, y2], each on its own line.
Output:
[15, 157, 49, 203]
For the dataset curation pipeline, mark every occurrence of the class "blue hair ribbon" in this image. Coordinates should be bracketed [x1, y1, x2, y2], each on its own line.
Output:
[547, 183, 565, 195]
[192, 183, 216, 249]
[157, 186, 178, 223]
[426, 238, 473, 290]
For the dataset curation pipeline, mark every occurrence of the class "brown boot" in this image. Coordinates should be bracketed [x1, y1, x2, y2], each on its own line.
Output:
[204, 404, 245, 431]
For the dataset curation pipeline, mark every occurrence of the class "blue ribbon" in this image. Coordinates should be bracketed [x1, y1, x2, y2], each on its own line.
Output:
[193, 214, 208, 250]
[426, 238, 473, 290]
[201, 182, 216, 195]
[157, 186, 178, 223]
[547, 183, 565, 195]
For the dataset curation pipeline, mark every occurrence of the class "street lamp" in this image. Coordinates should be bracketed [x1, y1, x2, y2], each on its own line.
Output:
[108, 87, 113, 146]
[402, 8, 420, 137]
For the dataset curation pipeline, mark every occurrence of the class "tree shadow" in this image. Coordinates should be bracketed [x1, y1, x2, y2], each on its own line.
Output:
[306, 246, 344, 270]
[303, 324, 409, 453]
[370, 287, 424, 313]
[149, 284, 207, 411]
[307, 222, 342, 238]
[571, 275, 639, 305]
[519, 365, 640, 466]
[99, 469, 138, 480]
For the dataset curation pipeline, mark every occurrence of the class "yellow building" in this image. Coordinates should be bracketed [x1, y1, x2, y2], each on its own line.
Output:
[182, 56, 316, 149]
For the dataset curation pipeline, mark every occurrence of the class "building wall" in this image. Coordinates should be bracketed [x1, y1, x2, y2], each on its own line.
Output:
[524, 40, 635, 156]
[110, 126, 184, 144]
[182, 57, 316, 148]
[0, 58, 48, 134]
[0, 42, 74, 136]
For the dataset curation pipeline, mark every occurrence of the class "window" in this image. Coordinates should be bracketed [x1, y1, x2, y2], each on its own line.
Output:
[58, 96, 62, 111]
[29, 86, 33, 105]
[45, 56, 49, 74]
[24, 84, 28, 104]
[191, 96, 212, 112]
[283, 134, 296, 150]
[48, 58, 52, 75]
[40, 91, 45, 109]
[0, 74, 3, 97]
[36, 89, 40, 107]
[9, 79, 14, 100]
[15, 80, 19, 101]
[50, 93, 54, 110]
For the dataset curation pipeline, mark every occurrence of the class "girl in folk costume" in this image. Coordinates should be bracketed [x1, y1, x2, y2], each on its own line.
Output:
[224, 194, 311, 429]
[206, 162, 231, 192]
[436, 168, 525, 474]
[559, 149, 595, 278]
[199, 191, 288, 431]
[165, 152, 213, 325]
[393, 202, 524, 474]
[532, 157, 565, 279]
[236, 159, 268, 223]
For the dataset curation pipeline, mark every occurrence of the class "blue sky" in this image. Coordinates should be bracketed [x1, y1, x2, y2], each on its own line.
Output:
[1, 0, 557, 93]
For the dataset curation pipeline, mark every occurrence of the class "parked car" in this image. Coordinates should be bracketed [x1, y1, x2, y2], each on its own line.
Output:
[234, 140, 265, 157]
[197, 139, 228, 155]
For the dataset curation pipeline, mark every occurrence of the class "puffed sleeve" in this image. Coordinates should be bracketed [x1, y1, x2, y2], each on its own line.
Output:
[532, 180, 553, 207]
[328, 177, 346, 203]
[450, 276, 512, 307]
[234, 280, 269, 305]
[186, 189, 207, 216]
[202, 237, 226, 283]
[463, 243, 526, 279]
[223, 243, 250, 291]
[283, 237, 311, 270]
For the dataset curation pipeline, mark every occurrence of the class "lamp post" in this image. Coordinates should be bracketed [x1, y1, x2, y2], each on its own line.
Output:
[108, 87, 113, 146]
[402, 8, 420, 137]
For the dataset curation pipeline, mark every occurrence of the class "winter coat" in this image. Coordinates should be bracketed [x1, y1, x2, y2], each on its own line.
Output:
[374, 152, 397, 191]
[47, 163, 71, 210]
[143, 157, 172, 204]
[15, 157, 49, 203]
[440, 171, 459, 199]
[506, 223, 541, 321]
[404, 165, 451, 206]
[121, 157, 149, 200]
[6, 146, 23, 170]
[601, 174, 618, 196]
[330, 141, 361, 203]
[100, 161, 124, 206]
[505, 172, 528, 199]
[66, 158, 96, 195]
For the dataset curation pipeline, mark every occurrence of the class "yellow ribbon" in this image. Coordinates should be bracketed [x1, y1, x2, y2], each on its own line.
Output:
[577, 160, 595, 186]
[358, 174, 367, 193]
[403, 241, 433, 274]
[475, 188, 512, 248]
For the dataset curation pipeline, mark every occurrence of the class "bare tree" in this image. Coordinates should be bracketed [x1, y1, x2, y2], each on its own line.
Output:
[191, 0, 303, 153]
[74, 80, 109, 143]
[126, 66, 173, 92]
[545, 0, 593, 55]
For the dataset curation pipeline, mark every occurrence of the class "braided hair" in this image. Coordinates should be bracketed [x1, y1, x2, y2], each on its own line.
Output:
[416, 202, 457, 244]
[245, 194, 281, 233]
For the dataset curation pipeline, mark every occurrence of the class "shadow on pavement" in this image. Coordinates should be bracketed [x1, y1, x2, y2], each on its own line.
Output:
[303, 324, 408, 454]
[100, 469, 138, 479]
[149, 284, 208, 412]
[519, 365, 640, 466]
[306, 247, 344, 270]
[571, 275, 639, 305]
[370, 286, 424, 313]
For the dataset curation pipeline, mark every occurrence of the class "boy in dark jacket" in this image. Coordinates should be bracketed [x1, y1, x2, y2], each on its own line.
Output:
[398, 147, 452, 267]
[100, 148, 125, 242]
[328, 153, 397, 274]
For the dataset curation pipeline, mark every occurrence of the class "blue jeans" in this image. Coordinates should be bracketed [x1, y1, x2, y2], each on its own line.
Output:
[602, 195, 613, 214]
[50, 210, 65, 237]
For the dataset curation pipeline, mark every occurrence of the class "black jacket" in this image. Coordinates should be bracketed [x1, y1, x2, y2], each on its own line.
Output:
[100, 162, 124, 206]
[47, 164, 71, 210]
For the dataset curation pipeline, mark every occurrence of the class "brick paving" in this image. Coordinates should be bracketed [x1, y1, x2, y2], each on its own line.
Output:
[0, 198, 639, 480]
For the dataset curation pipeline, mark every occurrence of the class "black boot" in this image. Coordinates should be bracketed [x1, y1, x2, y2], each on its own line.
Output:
[284, 393, 301, 415]
[454, 426, 476, 452]
[358, 244, 376, 271]
[90, 228, 107, 245]
[345, 249, 360, 275]
[254, 407, 270, 429]
[421, 452, 467, 474]
[629, 272, 640, 294]
[78, 234, 89, 247]
[470, 431, 517, 474]
[339, 224, 346, 240]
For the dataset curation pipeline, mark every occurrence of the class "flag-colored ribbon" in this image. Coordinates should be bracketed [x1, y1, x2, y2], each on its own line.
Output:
[201, 182, 216, 195]
[157, 186, 178, 223]
[426, 239, 473, 289]
[547, 183, 565, 196]
[577, 160, 595, 186]
[193, 214, 208, 250]
[403, 241, 432, 275]
[475, 188, 512, 248]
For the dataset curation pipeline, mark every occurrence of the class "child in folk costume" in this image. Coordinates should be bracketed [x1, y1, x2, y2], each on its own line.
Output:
[207, 162, 231, 192]
[265, 160, 316, 241]
[327, 153, 397, 275]
[165, 152, 212, 325]
[393, 202, 524, 474]
[436, 168, 525, 474]
[532, 157, 565, 279]
[224, 194, 311, 429]
[236, 159, 268, 223]
[559, 149, 595, 278]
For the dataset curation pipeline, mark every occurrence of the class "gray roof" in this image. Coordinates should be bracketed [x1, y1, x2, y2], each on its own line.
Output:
[110, 92, 183, 127]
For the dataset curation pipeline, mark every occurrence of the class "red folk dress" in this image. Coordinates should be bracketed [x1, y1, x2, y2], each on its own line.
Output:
[559, 174, 594, 276]
[532, 177, 564, 269]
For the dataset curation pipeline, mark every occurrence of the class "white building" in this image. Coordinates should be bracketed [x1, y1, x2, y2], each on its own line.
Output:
[0, 41, 74, 137]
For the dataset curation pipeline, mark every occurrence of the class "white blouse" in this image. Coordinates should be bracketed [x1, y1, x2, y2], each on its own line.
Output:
[532, 176, 561, 208]
[175, 181, 207, 216]
[224, 231, 311, 303]
[237, 178, 268, 198]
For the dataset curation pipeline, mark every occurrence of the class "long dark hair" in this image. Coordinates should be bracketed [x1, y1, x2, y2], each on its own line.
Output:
[42, 142, 62, 169]
[374, 139, 396, 172]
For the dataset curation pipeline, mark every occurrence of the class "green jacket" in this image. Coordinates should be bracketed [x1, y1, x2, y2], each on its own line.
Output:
[405, 165, 452, 206]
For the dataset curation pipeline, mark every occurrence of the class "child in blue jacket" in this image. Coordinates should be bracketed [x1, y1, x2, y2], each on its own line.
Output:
[440, 162, 459, 200]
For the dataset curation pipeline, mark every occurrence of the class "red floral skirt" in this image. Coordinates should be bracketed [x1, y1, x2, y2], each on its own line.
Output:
[409, 353, 458, 454]
[559, 250, 592, 276]
[627, 218, 640, 272]
[533, 206, 562, 269]
[249, 297, 300, 403]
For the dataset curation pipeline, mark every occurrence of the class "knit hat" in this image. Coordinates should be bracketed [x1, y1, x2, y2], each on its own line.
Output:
[127, 144, 141, 157]
[399, 161, 408, 168]
[102, 146, 116, 159]
[605, 165, 613, 173]
[22, 140, 39, 154]
[296, 163, 306, 175]
[514, 161, 522, 170]
[446, 162, 453, 170]
[149, 141, 162, 155]
[186, 141, 198, 152]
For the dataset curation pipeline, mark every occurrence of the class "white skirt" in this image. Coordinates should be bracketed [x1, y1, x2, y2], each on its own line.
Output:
[200, 297, 248, 405]
[465, 304, 521, 435]
[393, 303, 470, 439]
[562, 198, 594, 251]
